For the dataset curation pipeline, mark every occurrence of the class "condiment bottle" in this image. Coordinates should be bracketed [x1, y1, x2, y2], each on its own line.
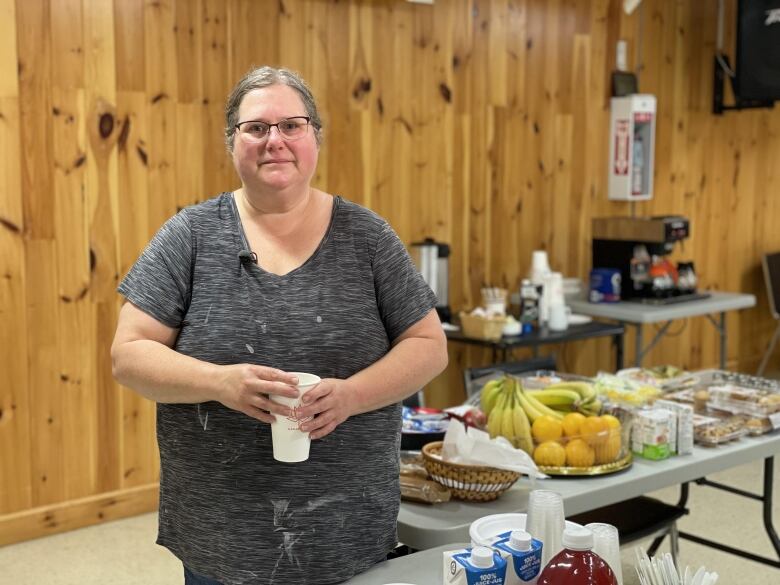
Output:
[537, 526, 617, 585]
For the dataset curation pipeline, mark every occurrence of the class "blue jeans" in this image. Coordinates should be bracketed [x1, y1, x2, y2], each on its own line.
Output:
[184, 566, 222, 584]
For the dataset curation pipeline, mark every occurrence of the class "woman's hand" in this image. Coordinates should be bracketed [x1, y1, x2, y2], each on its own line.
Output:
[296, 378, 355, 440]
[215, 364, 299, 424]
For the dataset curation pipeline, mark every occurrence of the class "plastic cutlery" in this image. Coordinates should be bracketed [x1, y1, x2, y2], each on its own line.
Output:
[653, 557, 667, 585]
[664, 553, 679, 585]
[691, 567, 705, 585]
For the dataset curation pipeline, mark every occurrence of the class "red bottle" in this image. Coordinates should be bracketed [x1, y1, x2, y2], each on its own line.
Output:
[537, 526, 618, 585]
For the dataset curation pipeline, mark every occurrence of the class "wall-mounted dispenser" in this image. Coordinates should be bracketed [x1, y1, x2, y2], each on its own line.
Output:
[608, 94, 656, 201]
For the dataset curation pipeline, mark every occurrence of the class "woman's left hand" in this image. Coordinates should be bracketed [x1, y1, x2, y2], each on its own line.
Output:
[296, 378, 354, 440]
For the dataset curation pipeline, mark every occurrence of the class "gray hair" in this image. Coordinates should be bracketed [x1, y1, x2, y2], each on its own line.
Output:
[224, 66, 323, 152]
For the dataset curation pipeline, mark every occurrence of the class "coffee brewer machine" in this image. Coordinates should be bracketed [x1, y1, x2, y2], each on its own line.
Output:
[592, 216, 708, 304]
[410, 238, 452, 322]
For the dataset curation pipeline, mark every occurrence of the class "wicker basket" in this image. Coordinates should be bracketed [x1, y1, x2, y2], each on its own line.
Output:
[459, 311, 506, 341]
[421, 441, 521, 502]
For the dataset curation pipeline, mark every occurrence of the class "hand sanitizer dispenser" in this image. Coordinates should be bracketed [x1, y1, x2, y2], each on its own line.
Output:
[608, 94, 656, 201]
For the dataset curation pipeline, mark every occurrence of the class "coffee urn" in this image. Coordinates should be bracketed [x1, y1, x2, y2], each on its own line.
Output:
[410, 238, 451, 323]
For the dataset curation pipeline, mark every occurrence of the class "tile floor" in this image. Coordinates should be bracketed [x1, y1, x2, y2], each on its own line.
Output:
[1, 458, 778, 584]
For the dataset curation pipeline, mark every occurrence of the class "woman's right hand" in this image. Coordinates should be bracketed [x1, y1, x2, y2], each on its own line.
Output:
[215, 364, 300, 423]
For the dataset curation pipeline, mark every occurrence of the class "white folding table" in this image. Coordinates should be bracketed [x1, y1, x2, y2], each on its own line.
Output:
[568, 291, 756, 368]
[396, 432, 780, 568]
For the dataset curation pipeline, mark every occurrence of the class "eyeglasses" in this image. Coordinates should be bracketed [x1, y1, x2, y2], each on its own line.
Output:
[234, 116, 311, 142]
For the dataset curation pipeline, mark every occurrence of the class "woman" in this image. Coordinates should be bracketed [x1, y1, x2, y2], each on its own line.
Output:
[111, 66, 448, 584]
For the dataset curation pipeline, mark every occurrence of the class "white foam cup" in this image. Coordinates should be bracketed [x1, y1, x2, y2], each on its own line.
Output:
[270, 372, 321, 463]
[548, 303, 569, 331]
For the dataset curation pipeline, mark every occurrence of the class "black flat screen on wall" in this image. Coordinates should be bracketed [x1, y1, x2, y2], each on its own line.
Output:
[736, 0, 780, 100]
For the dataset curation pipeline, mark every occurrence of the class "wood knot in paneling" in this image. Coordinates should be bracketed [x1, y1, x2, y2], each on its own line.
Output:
[352, 78, 372, 101]
[99, 113, 114, 139]
[88, 98, 120, 158]
[117, 117, 131, 150]
[0, 217, 21, 233]
[394, 116, 412, 135]
[136, 145, 148, 166]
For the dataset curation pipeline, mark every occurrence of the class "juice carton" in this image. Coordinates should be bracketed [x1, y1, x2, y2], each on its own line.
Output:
[654, 399, 694, 455]
[631, 409, 672, 460]
[443, 546, 507, 585]
[493, 530, 543, 584]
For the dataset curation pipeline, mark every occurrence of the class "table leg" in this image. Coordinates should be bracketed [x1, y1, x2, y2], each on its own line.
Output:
[678, 457, 780, 568]
[634, 321, 673, 367]
[705, 312, 728, 370]
[615, 332, 624, 370]
[762, 457, 780, 560]
[720, 311, 727, 370]
[635, 324, 643, 367]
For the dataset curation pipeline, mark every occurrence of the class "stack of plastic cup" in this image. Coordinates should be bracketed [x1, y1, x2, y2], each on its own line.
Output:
[586, 522, 623, 585]
[525, 490, 566, 568]
[529, 250, 552, 284]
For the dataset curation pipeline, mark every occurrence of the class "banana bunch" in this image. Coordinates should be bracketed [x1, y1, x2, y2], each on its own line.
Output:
[480, 377, 533, 453]
[526, 381, 602, 417]
[481, 376, 576, 454]
[480, 378, 506, 417]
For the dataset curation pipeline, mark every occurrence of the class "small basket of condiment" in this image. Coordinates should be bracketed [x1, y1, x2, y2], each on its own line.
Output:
[459, 311, 506, 341]
[421, 441, 520, 502]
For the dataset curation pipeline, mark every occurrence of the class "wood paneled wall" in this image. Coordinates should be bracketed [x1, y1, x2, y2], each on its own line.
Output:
[1, 0, 779, 544]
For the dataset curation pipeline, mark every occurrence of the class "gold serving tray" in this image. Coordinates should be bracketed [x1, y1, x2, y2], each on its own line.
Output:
[539, 453, 633, 477]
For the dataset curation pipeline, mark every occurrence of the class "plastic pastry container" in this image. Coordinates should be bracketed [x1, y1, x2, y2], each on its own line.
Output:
[744, 416, 776, 436]
[516, 370, 593, 390]
[691, 370, 780, 392]
[708, 384, 780, 417]
[693, 414, 748, 446]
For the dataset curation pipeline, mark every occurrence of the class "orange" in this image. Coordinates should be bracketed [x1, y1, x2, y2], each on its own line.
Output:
[533, 441, 567, 467]
[562, 412, 587, 437]
[601, 414, 621, 430]
[532, 415, 563, 443]
[581, 416, 609, 446]
[565, 438, 595, 467]
[594, 433, 622, 464]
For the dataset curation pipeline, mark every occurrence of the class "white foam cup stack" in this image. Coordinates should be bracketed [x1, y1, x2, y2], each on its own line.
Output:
[270, 372, 321, 463]
[530, 250, 552, 283]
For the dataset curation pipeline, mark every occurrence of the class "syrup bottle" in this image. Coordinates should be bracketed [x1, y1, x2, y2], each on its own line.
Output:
[537, 526, 617, 585]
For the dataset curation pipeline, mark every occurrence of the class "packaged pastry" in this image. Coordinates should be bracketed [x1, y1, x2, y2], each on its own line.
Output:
[708, 385, 780, 417]
[693, 414, 748, 446]
[400, 475, 451, 504]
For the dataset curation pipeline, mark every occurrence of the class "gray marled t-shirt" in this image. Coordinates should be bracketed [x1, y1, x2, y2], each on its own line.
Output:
[118, 193, 436, 585]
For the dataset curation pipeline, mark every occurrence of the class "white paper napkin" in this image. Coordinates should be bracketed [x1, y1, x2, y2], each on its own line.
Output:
[440, 420, 547, 478]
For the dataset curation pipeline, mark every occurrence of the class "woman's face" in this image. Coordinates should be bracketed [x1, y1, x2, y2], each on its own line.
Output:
[232, 84, 319, 195]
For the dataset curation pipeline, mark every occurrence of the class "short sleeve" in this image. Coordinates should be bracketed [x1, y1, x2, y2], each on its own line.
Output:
[372, 223, 437, 341]
[117, 211, 193, 328]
